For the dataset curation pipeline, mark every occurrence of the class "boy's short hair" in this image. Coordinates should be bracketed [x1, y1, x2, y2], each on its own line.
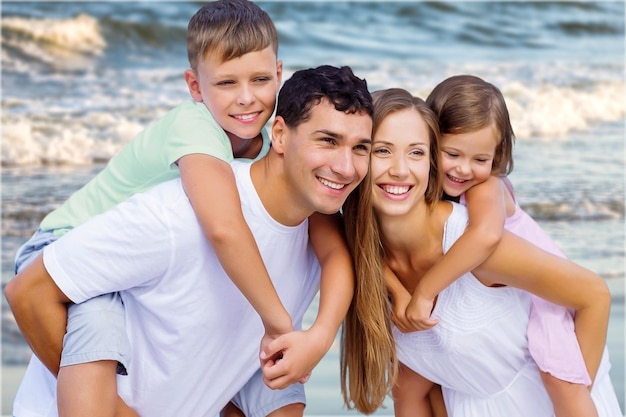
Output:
[277, 65, 373, 129]
[187, 0, 279, 70]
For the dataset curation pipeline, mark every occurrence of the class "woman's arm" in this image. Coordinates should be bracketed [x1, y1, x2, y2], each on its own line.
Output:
[406, 176, 506, 330]
[473, 230, 611, 381]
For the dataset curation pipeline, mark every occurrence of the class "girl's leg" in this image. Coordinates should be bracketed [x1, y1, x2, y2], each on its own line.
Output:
[428, 384, 448, 417]
[540, 371, 598, 417]
[220, 401, 304, 417]
[393, 362, 436, 417]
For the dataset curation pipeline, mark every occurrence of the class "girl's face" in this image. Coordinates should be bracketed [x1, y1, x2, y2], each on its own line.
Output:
[371, 108, 432, 218]
[439, 124, 499, 197]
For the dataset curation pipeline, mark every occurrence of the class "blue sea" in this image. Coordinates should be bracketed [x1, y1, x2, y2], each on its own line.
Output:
[1, 1, 624, 415]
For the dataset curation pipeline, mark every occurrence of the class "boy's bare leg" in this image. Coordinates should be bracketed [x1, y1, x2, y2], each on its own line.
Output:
[267, 403, 305, 417]
[220, 401, 304, 417]
[57, 361, 118, 417]
[221, 402, 244, 417]
[540, 371, 598, 417]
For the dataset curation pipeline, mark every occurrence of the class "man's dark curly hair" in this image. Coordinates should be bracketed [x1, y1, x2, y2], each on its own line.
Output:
[277, 65, 373, 128]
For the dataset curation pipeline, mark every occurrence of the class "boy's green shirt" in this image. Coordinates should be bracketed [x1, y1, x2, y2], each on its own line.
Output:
[40, 100, 270, 237]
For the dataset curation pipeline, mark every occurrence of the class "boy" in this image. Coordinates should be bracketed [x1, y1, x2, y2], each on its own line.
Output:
[6, 64, 374, 417]
[12, 1, 353, 415]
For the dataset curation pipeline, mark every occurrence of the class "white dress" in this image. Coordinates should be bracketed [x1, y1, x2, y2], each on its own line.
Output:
[393, 202, 622, 417]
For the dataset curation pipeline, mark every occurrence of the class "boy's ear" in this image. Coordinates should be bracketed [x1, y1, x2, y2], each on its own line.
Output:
[275, 60, 284, 87]
[184, 69, 203, 102]
[271, 116, 288, 155]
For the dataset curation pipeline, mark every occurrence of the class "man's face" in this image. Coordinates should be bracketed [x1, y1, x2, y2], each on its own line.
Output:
[273, 99, 372, 219]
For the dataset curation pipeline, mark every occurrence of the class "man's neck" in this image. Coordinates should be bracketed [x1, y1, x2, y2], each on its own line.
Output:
[249, 154, 311, 227]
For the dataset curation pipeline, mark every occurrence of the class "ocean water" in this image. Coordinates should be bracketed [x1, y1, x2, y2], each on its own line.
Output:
[1, 1, 624, 415]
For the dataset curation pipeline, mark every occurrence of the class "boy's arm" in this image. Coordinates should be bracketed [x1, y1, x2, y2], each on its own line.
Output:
[384, 265, 414, 333]
[260, 212, 353, 389]
[178, 154, 293, 342]
[406, 176, 506, 330]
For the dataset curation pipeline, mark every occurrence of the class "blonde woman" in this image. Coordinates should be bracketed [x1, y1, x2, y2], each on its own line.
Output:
[340, 88, 622, 416]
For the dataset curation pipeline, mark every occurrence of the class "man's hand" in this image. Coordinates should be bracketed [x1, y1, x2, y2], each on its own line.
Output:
[259, 327, 329, 390]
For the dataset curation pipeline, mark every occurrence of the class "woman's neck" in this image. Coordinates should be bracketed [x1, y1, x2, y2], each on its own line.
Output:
[379, 201, 451, 287]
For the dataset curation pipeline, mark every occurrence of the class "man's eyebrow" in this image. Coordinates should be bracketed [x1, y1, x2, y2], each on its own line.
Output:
[313, 129, 341, 138]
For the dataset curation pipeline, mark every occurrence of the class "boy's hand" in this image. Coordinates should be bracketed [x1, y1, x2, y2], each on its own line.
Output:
[259, 328, 329, 390]
[405, 292, 439, 332]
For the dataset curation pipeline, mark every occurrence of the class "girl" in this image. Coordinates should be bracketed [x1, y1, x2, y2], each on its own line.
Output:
[340, 87, 622, 416]
[387, 75, 606, 417]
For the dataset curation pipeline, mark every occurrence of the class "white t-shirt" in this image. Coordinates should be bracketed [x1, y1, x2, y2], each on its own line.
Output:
[13, 161, 321, 417]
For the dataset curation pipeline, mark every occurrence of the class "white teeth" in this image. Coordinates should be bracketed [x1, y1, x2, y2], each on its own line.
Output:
[382, 185, 409, 195]
[448, 175, 466, 183]
[234, 113, 257, 121]
[318, 177, 345, 190]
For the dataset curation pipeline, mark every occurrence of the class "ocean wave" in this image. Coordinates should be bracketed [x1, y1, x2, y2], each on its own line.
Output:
[1, 13, 105, 59]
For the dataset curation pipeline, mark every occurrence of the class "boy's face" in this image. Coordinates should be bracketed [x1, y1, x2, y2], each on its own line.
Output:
[272, 99, 372, 220]
[185, 46, 282, 144]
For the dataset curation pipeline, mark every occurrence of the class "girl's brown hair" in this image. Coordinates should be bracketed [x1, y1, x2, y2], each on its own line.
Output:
[426, 74, 515, 176]
[341, 88, 441, 413]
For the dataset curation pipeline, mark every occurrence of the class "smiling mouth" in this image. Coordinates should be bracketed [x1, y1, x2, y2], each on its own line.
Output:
[232, 112, 261, 121]
[318, 177, 346, 190]
[381, 184, 411, 195]
[446, 174, 469, 184]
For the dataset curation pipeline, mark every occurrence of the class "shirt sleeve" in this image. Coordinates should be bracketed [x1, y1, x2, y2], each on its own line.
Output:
[162, 103, 234, 167]
[43, 188, 174, 303]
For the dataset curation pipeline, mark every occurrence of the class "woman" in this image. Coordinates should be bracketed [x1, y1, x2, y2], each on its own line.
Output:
[340, 88, 622, 416]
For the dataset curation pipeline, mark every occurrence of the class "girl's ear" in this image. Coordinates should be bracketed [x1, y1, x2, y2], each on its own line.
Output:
[184, 69, 203, 102]
[271, 116, 288, 155]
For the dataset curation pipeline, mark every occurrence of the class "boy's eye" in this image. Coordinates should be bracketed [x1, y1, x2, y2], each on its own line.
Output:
[254, 76, 270, 82]
[216, 80, 235, 86]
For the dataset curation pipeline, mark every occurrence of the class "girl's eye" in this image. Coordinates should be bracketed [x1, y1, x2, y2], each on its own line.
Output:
[445, 151, 458, 157]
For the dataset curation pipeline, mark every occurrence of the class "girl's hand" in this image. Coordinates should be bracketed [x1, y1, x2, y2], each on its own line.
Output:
[391, 288, 414, 333]
[405, 293, 439, 331]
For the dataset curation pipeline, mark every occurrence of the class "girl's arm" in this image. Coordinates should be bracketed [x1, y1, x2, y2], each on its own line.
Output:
[261, 212, 354, 389]
[474, 230, 611, 381]
[178, 154, 293, 343]
[406, 176, 506, 330]
[384, 265, 415, 333]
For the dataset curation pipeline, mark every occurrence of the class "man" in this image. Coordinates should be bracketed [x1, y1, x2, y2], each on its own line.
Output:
[5, 65, 374, 417]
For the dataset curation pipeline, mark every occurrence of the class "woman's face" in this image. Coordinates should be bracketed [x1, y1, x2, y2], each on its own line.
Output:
[370, 108, 432, 218]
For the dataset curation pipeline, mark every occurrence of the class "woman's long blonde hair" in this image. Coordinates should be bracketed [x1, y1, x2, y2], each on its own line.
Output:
[340, 88, 441, 414]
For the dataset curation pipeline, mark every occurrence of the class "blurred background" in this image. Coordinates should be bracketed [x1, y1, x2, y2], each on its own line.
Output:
[2, 1, 624, 415]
